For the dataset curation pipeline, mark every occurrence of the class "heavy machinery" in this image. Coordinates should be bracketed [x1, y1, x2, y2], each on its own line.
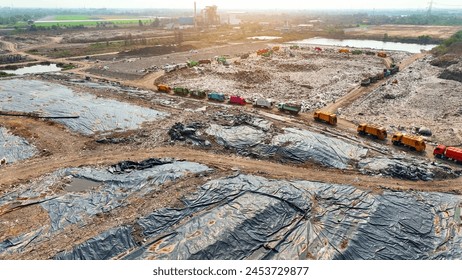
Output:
[433, 145, 462, 163]
[390, 64, 400, 74]
[391, 133, 426, 152]
[277, 103, 301, 115]
[357, 124, 387, 140]
[190, 89, 206, 99]
[157, 84, 171, 93]
[339, 49, 350, 53]
[208, 92, 226, 102]
[313, 111, 337, 125]
[377, 52, 387, 58]
[173, 87, 189, 96]
[253, 98, 274, 109]
[272, 46, 280, 51]
[229, 95, 246, 105]
[361, 78, 371, 87]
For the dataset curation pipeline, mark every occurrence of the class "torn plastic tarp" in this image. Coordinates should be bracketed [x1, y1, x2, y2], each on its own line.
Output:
[206, 124, 268, 151]
[108, 158, 173, 174]
[168, 122, 211, 146]
[0, 79, 168, 135]
[0, 228, 44, 254]
[206, 125, 367, 169]
[54, 226, 137, 260]
[0, 127, 36, 164]
[0, 159, 211, 257]
[41, 160, 212, 232]
[212, 113, 273, 132]
[359, 156, 461, 181]
[115, 174, 462, 260]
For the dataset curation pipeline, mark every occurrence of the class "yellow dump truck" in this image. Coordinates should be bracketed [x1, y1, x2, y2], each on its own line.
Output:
[377, 51, 387, 58]
[357, 124, 387, 140]
[313, 111, 337, 125]
[157, 84, 171, 93]
[391, 133, 426, 152]
[339, 48, 350, 53]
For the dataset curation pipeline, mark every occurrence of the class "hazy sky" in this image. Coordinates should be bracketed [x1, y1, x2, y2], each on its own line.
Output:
[2, 0, 462, 10]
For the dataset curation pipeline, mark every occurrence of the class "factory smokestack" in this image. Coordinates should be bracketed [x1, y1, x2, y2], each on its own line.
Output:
[194, 1, 197, 28]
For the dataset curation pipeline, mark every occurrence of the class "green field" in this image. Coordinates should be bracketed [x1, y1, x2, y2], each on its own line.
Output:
[54, 15, 92, 20]
[14, 19, 152, 28]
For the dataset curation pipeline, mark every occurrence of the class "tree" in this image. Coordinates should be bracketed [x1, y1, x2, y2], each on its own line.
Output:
[152, 17, 160, 27]
[138, 20, 143, 27]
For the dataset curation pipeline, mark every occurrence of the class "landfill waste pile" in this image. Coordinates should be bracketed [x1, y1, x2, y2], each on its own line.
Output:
[359, 156, 461, 181]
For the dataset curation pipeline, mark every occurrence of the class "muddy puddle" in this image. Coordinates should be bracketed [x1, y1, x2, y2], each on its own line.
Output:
[64, 177, 101, 192]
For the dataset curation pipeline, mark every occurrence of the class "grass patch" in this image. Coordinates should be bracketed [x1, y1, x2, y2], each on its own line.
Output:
[432, 30, 462, 55]
[0, 71, 15, 77]
[54, 15, 92, 20]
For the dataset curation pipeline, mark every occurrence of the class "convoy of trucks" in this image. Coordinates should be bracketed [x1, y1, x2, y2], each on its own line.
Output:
[229, 96, 246, 105]
[313, 111, 337, 125]
[253, 98, 274, 109]
[173, 87, 189, 96]
[277, 103, 301, 115]
[357, 124, 387, 140]
[208, 92, 226, 102]
[433, 145, 462, 163]
[392, 133, 426, 152]
[157, 84, 171, 93]
[153, 47, 462, 160]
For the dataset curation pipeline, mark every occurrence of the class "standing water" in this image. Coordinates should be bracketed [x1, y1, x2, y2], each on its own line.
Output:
[2, 63, 62, 75]
[290, 37, 437, 53]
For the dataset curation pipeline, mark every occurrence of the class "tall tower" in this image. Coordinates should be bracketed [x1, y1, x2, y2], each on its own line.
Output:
[194, 1, 197, 28]
[427, 0, 433, 16]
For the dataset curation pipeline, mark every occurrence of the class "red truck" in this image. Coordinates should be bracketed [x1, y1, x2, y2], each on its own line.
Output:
[433, 144, 462, 163]
[229, 95, 246, 105]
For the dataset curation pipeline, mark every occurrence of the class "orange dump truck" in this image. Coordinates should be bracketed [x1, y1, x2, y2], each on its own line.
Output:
[357, 124, 387, 140]
[339, 49, 350, 53]
[377, 52, 387, 58]
[313, 111, 337, 125]
[157, 84, 171, 93]
[391, 133, 426, 152]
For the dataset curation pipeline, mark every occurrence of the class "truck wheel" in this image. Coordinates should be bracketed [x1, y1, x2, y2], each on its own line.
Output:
[392, 141, 398, 146]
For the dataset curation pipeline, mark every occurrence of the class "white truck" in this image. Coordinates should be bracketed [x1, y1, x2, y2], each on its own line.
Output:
[253, 98, 274, 109]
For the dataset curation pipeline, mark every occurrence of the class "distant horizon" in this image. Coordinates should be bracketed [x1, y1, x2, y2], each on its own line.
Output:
[2, 0, 462, 11]
[2, 6, 462, 13]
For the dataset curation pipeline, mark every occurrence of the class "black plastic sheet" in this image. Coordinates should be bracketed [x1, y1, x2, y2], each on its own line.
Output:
[168, 122, 210, 146]
[54, 226, 137, 260]
[119, 175, 462, 260]
[206, 125, 367, 169]
[359, 156, 461, 181]
[0, 79, 168, 135]
[0, 159, 211, 257]
[0, 127, 36, 164]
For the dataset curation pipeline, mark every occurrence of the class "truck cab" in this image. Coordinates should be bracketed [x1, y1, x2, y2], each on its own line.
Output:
[433, 144, 446, 157]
